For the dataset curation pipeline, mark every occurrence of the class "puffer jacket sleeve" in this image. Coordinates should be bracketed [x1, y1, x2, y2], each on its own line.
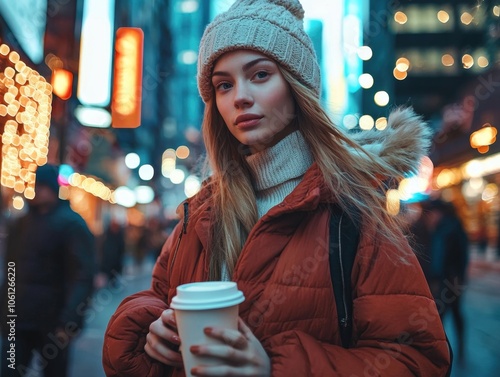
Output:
[102, 222, 183, 377]
[264, 227, 450, 376]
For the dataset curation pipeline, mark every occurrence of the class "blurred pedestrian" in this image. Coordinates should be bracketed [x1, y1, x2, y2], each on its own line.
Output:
[144, 217, 169, 262]
[0, 164, 96, 377]
[103, 0, 450, 375]
[421, 199, 470, 363]
[96, 218, 126, 288]
[128, 225, 148, 272]
[408, 201, 433, 281]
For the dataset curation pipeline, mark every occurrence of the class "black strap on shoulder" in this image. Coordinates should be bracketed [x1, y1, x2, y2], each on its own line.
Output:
[329, 204, 360, 348]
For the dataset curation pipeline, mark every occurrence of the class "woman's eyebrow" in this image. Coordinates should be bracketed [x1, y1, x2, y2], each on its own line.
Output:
[212, 57, 273, 78]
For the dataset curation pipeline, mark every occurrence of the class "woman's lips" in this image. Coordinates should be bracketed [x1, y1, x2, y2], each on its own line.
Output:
[234, 114, 263, 128]
[236, 118, 262, 128]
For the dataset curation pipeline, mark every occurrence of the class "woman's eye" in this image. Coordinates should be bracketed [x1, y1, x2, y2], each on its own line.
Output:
[255, 71, 269, 79]
[215, 82, 232, 90]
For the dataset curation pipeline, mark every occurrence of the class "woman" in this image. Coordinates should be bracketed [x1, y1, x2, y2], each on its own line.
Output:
[103, 1, 450, 376]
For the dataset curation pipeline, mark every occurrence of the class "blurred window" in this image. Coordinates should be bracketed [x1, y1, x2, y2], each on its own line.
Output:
[391, 5, 455, 33]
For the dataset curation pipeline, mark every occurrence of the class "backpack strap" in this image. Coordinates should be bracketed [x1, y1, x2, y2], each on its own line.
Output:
[329, 204, 360, 348]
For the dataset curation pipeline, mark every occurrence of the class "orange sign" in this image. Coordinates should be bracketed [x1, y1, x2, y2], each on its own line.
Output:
[112, 27, 144, 128]
[51, 68, 73, 100]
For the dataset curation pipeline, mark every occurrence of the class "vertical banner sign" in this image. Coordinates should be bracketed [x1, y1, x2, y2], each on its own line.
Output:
[112, 27, 144, 128]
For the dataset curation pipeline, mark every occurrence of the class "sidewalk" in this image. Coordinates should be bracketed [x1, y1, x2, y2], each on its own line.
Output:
[69, 261, 154, 377]
[445, 257, 500, 377]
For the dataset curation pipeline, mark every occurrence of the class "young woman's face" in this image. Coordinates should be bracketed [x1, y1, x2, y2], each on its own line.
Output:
[211, 50, 296, 153]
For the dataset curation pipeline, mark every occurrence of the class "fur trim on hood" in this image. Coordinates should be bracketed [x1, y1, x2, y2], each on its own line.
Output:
[350, 107, 432, 178]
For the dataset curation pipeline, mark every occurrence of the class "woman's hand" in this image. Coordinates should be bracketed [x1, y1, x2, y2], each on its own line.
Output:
[189, 317, 271, 377]
[145, 309, 183, 368]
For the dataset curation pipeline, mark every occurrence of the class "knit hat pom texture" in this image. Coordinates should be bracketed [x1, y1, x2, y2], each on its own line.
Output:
[252, 0, 305, 20]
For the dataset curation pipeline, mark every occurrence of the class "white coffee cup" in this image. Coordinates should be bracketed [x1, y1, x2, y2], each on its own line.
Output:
[170, 281, 245, 376]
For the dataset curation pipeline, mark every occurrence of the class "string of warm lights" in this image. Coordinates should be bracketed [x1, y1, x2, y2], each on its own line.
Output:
[67, 172, 115, 203]
[0, 43, 119, 208]
[1, 43, 52, 199]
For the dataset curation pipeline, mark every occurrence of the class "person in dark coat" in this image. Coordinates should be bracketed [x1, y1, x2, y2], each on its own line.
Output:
[99, 218, 126, 282]
[0, 164, 96, 377]
[407, 202, 433, 281]
[421, 199, 470, 363]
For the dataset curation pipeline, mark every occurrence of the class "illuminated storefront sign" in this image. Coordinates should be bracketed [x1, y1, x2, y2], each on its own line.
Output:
[111, 27, 144, 128]
[77, 0, 115, 107]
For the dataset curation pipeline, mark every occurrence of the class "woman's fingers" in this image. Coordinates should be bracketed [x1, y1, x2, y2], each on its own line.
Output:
[161, 308, 178, 327]
[237, 318, 255, 341]
[190, 365, 247, 377]
[145, 337, 183, 367]
[149, 310, 180, 345]
[187, 318, 270, 376]
[191, 343, 247, 364]
[186, 327, 248, 365]
[204, 326, 248, 350]
[144, 309, 183, 367]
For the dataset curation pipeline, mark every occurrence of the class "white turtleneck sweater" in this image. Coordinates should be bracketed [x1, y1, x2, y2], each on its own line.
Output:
[221, 131, 314, 280]
[245, 131, 314, 218]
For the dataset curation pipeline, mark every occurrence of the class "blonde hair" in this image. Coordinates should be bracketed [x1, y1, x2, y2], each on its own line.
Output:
[200, 65, 410, 280]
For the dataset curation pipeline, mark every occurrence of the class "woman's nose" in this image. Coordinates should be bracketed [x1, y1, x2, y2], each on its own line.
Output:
[233, 82, 254, 108]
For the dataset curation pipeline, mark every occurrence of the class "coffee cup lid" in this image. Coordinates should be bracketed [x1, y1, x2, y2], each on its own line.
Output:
[170, 281, 245, 310]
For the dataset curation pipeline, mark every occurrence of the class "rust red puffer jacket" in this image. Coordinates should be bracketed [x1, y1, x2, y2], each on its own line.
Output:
[103, 163, 450, 376]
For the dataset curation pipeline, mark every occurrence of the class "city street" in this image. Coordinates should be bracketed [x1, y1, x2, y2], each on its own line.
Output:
[445, 260, 500, 377]
[7, 256, 500, 377]
[68, 260, 154, 377]
[1, 1, 499, 377]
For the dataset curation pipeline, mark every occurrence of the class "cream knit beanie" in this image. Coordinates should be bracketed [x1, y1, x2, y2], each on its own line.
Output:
[197, 0, 321, 103]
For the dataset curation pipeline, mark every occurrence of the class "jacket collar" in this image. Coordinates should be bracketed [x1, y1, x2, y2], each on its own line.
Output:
[191, 163, 330, 251]
[263, 162, 328, 216]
